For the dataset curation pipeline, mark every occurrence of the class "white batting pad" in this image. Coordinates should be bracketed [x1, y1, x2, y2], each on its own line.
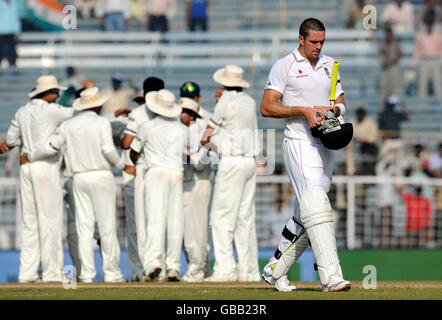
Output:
[300, 187, 343, 288]
[299, 186, 333, 229]
[307, 222, 343, 288]
[271, 234, 310, 280]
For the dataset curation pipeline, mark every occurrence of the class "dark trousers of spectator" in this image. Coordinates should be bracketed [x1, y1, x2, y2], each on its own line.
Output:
[359, 143, 378, 175]
[148, 15, 168, 32]
[0, 34, 17, 67]
[189, 18, 208, 31]
[379, 206, 393, 248]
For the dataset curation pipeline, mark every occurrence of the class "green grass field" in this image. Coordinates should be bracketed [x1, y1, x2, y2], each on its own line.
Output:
[1, 281, 442, 300]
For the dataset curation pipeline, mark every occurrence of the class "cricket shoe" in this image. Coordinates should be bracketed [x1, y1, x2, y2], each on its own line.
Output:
[261, 264, 275, 284]
[105, 277, 127, 283]
[274, 275, 297, 292]
[323, 280, 351, 292]
[141, 267, 162, 282]
[167, 269, 180, 282]
[204, 273, 237, 282]
[182, 274, 204, 282]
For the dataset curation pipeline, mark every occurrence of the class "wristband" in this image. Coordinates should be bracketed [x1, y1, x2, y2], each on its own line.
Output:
[289, 106, 293, 118]
[335, 103, 346, 115]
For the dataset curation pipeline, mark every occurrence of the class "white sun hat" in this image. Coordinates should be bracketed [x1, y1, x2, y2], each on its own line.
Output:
[145, 89, 182, 118]
[178, 97, 202, 118]
[213, 64, 250, 88]
[29, 75, 68, 98]
[73, 87, 109, 111]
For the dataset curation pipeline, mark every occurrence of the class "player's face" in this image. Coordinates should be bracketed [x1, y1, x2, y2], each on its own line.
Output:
[300, 30, 325, 60]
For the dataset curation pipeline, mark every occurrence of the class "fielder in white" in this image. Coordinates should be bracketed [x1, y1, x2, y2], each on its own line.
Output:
[1, 75, 73, 282]
[130, 89, 187, 282]
[178, 96, 213, 282]
[24, 87, 126, 283]
[121, 77, 165, 273]
[201, 65, 261, 282]
[260, 18, 351, 292]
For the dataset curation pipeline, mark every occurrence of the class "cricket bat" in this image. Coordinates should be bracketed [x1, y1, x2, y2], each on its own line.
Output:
[329, 61, 339, 107]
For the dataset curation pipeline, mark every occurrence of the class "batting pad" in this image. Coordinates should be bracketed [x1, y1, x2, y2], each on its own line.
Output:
[271, 234, 309, 281]
[299, 186, 333, 229]
[300, 187, 343, 287]
[307, 222, 343, 288]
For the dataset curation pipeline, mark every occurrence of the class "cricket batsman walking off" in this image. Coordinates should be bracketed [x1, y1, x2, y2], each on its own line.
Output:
[260, 18, 351, 292]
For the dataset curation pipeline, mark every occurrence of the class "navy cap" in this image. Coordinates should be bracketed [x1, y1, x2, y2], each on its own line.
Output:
[180, 81, 200, 98]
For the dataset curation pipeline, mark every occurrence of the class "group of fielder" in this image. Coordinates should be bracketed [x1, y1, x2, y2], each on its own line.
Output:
[0, 17, 353, 292]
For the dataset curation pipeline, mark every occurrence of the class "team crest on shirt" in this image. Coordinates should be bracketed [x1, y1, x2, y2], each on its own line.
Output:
[296, 69, 308, 78]
[324, 67, 331, 79]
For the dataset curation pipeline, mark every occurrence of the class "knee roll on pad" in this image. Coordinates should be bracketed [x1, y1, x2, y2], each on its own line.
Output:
[299, 186, 333, 229]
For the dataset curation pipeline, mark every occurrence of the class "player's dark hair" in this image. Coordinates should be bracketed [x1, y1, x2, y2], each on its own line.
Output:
[182, 108, 199, 119]
[143, 77, 165, 94]
[299, 18, 325, 38]
[224, 86, 243, 92]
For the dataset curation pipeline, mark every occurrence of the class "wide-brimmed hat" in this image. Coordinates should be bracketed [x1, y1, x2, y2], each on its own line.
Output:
[213, 64, 250, 88]
[145, 89, 181, 118]
[179, 97, 202, 118]
[29, 75, 67, 98]
[73, 87, 108, 111]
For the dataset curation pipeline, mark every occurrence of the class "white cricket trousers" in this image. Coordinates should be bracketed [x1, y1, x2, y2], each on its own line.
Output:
[210, 158, 256, 277]
[143, 167, 184, 274]
[73, 170, 123, 282]
[283, 138, 344, 286]
[183, 179, 211, 280]
[122, 171, 144, 281]
[134, 163, 146, 266]
[18, 161, 63, 282]
[65, 177, 101, 278]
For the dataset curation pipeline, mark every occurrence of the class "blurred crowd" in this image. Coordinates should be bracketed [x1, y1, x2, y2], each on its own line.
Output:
[345, 0, 442, 100]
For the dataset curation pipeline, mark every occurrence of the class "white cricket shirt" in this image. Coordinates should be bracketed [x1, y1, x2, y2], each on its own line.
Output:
[6, 99, 74, 156]
[123, 104, 156, 165]
[184, 106, 213, 182]
[130, 115, 188, 172]
[29, 111, 124, 173]
[208, 90, 260, 159]
[265, 48, 344, 142]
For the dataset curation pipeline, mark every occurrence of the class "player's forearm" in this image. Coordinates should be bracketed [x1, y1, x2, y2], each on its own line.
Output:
[103, 149, 125, 170]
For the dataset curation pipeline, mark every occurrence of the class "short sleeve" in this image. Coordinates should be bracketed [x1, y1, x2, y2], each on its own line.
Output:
[209, 93, 230, 128]
[264, 56, 292, 94]
[335, 70, 344, 100]
[130, 123, 147, 153]
[123, 109, 140, 136]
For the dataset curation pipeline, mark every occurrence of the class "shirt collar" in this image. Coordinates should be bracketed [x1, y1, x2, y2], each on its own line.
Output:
[293, 48, 327, 66]
[79, 110, 98, 116]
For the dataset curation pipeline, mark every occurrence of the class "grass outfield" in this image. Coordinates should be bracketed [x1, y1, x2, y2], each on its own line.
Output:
[0, 281, 442, 300]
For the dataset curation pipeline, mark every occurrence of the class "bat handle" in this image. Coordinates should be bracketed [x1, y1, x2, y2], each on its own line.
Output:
[329, 100, 335, 108]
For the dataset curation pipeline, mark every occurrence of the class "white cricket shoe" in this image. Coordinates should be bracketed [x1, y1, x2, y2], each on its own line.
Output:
[203, 273, 237, 282]
[167, 269, 180, 282]
[182, 274, 204, 282]
[141, 266, 162, 282]
[262, 266, 296, 292]
[323, 280, 351, 292]
[274, 275, 297, 292]
[105, 277, 127, 283]
[261, 264, 275, 284]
